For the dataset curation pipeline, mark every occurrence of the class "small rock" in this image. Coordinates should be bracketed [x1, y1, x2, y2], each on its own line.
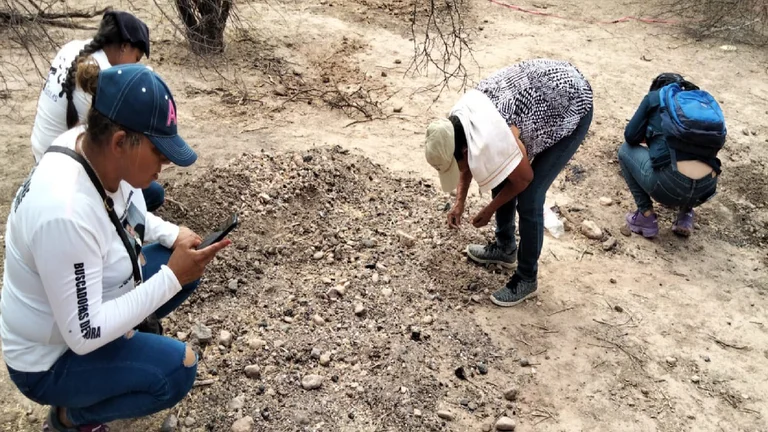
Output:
[184, 417, 196, 427]
[328, 285, 346, 299]
[295, 412, 311, 426]
[228, 395, 245, 411]
[230, 416, 254, 432]
[666, 357, 678, 366]
[381, 71, 388, 77]
[372, 273, 380, 283]
[519, 358, 530, 367]
[397, 230, 416, 247]
[691, 375, 701, 384]
[422, 315, 434, 325]
[411, 327, 422, 341]
[413, 409, 422, 417]
[160, 414, 178, 432]
[273, 340, 285, 349]
[482, 423, 493, 432]
[504, 387, 519, 401]
[362, 238, 377, 248]
[311, 347, 323, 359]
[599, 197, 613, 206]
[620, 224, 632, 237]
[393, 104, 404, 113]
[313, 251, 325, 260]
[468, 402, 478, 411]
[244, 364, 261, 379]
[742, 128, 750, 136]
[701, 354, 711, 362]
[219, 330, 233, 347]
[602, 237, 618, 251]
[382, 288, 393, 297]
[495, 416, 516, 430]
[354, 303, 367, 317]
[477, 363, 488, 375]
[312, 314, 326, 325]
[248, 338, 266, 350]
[191, 322, 212, 344]
[614, 305, 624, 313]
[437, 410, 454, 421]
[283, 316, 294, 323]
[320, 352, 332, 366]
[274, 85, 288, 97]
[302, 374, 324, 390]
[176, 332, 188, 342]
[394, 59, 402, 64]
[228, 279, 239, 292]
[610, 278, 617, 284]
[581, 220, 603, 240]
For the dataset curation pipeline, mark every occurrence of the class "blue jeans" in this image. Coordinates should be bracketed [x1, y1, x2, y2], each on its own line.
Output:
[143, 181, 165, 213]
[618, 142, 718, 213]
[493, 107, 593, 281]
[6, 244, 200, 426]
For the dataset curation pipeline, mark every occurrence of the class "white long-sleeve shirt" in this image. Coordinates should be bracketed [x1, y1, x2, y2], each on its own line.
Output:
[30, 39, 112, 162]
[1, 126, 182, 372]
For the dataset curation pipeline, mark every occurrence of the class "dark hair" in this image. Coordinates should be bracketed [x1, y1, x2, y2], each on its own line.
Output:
[649, 72, 700, 92]
[75, 60, 142, 148]
[62, 13, 131, 129]
[448, 115, 467, 162]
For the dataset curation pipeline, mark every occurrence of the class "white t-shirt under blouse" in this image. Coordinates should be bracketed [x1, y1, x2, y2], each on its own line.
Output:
[1, 126, 182, 372]
[30, 39, 112, 162]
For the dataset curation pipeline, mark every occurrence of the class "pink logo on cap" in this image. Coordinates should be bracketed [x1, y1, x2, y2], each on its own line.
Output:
[167, 99, 177, 126]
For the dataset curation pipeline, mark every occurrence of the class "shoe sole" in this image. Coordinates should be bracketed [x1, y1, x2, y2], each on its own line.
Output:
[672, 225, 692, 237]
[489, 290, 538, 307]
[466, 248, 516, 269]
[627, 224, 658, 239]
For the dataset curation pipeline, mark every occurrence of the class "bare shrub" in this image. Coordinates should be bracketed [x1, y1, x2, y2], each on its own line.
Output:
[659, 0, 768, 45]
[407, 0, 477, 97]
[173, 0, 233, 55]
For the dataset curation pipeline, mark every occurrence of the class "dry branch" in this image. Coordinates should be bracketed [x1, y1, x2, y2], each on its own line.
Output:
[407, 0, 477, 99]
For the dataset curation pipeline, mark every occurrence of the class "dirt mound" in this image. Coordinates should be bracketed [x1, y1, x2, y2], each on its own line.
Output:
[154, 146, 521, 431]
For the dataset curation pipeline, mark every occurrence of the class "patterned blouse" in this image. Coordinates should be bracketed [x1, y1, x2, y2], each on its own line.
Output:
[475, 59, 594, 158]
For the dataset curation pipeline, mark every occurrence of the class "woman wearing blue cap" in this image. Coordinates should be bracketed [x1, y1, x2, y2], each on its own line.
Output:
[29, 10, 166, 212]
[1, 59, 229, 431]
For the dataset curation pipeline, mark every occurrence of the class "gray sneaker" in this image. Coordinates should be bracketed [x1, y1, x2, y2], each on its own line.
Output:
[490, 274, 538, 307]
[466, 243, 516, 268]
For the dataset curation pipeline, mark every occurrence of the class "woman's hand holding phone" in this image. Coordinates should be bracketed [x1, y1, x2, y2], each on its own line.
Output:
[167, 234, 231, 286]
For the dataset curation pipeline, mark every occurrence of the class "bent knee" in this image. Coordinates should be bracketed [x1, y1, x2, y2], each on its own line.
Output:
[183, 344, 197, 368]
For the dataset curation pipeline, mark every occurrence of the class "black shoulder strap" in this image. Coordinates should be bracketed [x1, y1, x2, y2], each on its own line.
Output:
[45, 145, 142, 286]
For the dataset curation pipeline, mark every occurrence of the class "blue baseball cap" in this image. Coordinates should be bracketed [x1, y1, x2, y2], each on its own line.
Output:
[92, 63, 197, 167]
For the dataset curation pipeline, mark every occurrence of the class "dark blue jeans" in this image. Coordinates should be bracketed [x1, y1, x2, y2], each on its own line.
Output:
[493, 107, 593, 281]
[618, 142, 718, 213]
[6, 244, 200, 426]
[143, 181, 165, 213]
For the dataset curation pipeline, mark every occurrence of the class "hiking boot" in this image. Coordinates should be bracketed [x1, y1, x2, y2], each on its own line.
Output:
[43, 407, 110, 432]
[490, 274, 538, 307]
[672, 209, 694, 237]
[466, 243, 516, 268]
[625, 211, 659, 238]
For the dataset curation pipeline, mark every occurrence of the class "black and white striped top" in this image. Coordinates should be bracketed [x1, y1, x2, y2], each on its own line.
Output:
[475, 59, 594, 158]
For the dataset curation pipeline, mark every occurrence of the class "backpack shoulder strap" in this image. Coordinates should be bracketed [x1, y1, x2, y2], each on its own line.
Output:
[45, 145, 143, 286]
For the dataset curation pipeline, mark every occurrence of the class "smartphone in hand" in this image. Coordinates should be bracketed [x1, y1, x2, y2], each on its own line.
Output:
[196, 213, 239, 250]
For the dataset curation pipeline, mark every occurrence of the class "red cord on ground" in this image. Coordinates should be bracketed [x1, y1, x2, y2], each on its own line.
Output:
[488, 0, 684, 25]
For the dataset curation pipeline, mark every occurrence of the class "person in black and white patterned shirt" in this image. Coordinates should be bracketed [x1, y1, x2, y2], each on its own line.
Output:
[425, 59, 593, 307]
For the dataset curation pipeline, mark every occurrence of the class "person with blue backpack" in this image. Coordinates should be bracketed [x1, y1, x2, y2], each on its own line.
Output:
[619, 73, 727, 238]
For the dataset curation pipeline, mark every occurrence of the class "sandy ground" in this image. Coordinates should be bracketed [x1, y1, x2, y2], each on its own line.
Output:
[1, 0, 767, 431]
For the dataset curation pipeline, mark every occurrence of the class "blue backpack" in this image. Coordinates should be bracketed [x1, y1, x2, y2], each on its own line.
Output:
[658, 82, 727, 158]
